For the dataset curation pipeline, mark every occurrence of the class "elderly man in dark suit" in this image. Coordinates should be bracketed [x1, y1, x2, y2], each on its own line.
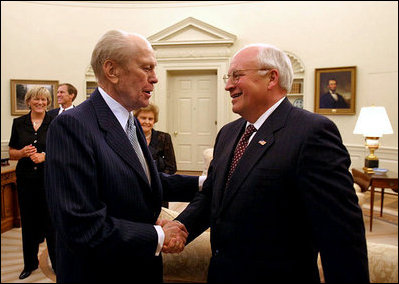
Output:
[45, 30, 198, 283]
[167, 44, 369, 283]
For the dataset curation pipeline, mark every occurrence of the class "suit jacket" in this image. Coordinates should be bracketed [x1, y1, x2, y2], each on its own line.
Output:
[45, 89, 198, 283]
[176, 97, 369, 283]
[319, 92, 349, 108]
[47, 105, 76, 118]
[149, 129, 177, 174]
[47, 108, 60, 118]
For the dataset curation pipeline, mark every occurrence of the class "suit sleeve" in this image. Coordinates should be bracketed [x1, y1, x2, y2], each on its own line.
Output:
[45, 114, 158, 259]
[160, 172, 199, 202]
[297, 117, 369, 283]
[162, 133, 177, 174]
[173, 130, 225, 243]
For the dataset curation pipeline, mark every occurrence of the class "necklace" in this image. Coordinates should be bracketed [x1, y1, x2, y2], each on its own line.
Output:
[145, 133, 152, 139]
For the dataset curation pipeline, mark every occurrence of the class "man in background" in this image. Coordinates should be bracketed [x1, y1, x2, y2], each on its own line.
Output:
[47, 83, 78, 117]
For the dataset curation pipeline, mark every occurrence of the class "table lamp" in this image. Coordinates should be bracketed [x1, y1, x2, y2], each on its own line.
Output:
[353, 106, 393, 173]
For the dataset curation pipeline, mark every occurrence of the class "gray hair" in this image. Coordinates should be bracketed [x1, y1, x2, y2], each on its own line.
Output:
[237, 44, 294, 93]
[90, 30, 151, 82]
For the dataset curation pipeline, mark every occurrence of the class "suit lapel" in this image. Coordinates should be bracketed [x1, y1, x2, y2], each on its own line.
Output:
[220, 98, 292, 212]
[134, 117, 162, 194]
[90, 90, 153, 187]
[213, 119, 246, 217]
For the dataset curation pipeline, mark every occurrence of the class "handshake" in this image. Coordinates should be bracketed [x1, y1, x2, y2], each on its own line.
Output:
[156, 219, 188, 254]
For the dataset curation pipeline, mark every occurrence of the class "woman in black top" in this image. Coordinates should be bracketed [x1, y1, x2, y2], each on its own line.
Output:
[8, 87, 56, 279]
[134, 103, 177, 174]
[134, 103, 177, 207]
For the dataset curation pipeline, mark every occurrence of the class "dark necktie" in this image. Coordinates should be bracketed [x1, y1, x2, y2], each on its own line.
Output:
[226, 124, 257, 184]
[126, 114, 151, 184]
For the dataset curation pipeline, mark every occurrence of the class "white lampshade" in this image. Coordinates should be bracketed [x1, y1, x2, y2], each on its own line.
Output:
[353, 106, 393, 137]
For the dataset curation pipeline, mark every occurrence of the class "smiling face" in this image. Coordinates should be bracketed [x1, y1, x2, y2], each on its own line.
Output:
[137, 110, 155, 135]
[57, 85, 74, 108]
[29, 95, 48, 114]
[110, 36, 158, 112]
[225, 46, 270, 123]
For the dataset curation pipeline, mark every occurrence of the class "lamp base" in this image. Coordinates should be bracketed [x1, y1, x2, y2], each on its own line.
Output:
[363, 158, 379, 173]
[363, 167, 375, 174]
[365, 158, 378, 168]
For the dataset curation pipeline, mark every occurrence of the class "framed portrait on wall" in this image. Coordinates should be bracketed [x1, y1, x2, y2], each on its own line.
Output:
[314, 66, 356, 115]
[10, 79, 59, 116]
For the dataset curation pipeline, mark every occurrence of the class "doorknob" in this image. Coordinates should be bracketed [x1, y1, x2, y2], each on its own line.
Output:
[174, 131, 178, 136]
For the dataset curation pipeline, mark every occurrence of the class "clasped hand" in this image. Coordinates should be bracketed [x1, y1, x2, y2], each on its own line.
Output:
[156, 219, 188, 254]
[22, 145, 44, 164]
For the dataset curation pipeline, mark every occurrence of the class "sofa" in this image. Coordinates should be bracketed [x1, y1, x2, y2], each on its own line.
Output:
[160, 207, 398, 283]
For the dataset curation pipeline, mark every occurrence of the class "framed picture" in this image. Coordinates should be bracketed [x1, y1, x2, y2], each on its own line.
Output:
[314, 66, 356, 115]
[10, 79, 59, 116]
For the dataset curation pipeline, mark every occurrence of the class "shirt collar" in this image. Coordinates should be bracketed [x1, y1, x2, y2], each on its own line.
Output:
[98, 86, 131, 132]
[59, 105, 74, 113]
[247, 96, 285, 130]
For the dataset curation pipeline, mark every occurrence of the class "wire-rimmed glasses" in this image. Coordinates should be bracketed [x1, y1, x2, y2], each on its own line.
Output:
[223, 69, 271, 85]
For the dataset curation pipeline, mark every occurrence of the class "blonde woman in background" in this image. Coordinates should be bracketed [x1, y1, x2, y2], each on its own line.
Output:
[8, 87, 56, 279]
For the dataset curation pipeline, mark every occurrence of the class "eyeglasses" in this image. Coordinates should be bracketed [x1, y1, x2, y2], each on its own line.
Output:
[223, 69, 271, 85]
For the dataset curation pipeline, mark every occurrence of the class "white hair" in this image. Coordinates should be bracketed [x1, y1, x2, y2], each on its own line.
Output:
[234, 43, 294, 93]
[90, 30, 152, 82]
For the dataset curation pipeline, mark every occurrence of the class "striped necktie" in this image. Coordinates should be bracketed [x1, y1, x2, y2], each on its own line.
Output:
[126, 114, 151, 184]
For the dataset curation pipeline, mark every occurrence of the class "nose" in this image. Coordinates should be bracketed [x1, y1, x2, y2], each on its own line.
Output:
[149, 70, 158, 84]
[224, 80, 234, 92]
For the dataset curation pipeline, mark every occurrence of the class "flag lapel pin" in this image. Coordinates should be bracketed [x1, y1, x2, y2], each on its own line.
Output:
[258, 140, 267, 146]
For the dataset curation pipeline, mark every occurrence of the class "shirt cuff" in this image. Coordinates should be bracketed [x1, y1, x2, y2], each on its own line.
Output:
[154, 225, 165, 256]
[199, 175, 207, 191]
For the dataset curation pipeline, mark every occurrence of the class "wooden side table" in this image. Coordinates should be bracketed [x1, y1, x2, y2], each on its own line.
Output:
[352, 168, 398, 231]
[1, 161, 20, 233]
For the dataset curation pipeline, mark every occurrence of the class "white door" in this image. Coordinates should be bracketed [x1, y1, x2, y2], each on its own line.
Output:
[168, 70, 217, 171]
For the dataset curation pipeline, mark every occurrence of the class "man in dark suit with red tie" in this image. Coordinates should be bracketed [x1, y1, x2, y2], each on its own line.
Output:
[170, 44, 369, 283]
[45, 30, 198, 283]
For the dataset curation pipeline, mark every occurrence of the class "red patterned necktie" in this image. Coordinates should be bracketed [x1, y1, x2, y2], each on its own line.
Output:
[226, 124, 257, 183]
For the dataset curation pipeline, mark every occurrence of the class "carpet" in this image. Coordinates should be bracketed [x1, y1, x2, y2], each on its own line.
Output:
[361, 191, 398, 225]
[38, 248, 56, 282]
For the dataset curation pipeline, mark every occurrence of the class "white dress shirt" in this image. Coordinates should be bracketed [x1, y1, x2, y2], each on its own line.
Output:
[246, 96, 285, 143]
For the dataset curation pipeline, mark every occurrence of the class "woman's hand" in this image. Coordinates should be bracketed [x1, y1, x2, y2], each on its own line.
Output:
[30, 152, 45, 164]
[21, 145, 37, 158]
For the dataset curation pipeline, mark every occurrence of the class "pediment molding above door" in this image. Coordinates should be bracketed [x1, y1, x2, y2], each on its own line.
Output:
[148, 17, 236, 47]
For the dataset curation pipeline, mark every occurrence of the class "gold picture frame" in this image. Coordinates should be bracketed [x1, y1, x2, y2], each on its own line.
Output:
[314, 66, 356, 115]
[10, 79, 59, 116]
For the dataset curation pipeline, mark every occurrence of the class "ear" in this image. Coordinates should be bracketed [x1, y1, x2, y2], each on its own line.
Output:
[103, 59, 120, 84]
[267, 69, 279, 90]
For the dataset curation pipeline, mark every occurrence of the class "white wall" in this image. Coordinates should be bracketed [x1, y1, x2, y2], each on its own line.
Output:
[1, 1, 398, 169]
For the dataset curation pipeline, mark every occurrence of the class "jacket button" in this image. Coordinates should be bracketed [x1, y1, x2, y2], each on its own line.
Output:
[214, 249, 219, 256]
[33, 167, 37, 170]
